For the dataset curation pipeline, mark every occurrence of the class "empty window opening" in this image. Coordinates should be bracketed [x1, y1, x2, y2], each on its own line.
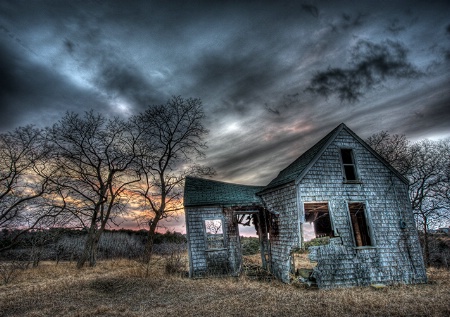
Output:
[303, 202, 335, 242]
[348, 203, 372, 247]
[204, 219, 224, 249]
[294, 202, 335, 285]
[341, 149, 358, 181]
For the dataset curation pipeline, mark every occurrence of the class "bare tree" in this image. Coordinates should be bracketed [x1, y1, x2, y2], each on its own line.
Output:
[407, 139, 450, 265]
[205, 219, 222, 235]
[49, 111, 141, 268]
[132, 96, 213, 264]
[366, 131, 412, 175]
[0, 126, 65, 251]
[368, 132, 450, 266]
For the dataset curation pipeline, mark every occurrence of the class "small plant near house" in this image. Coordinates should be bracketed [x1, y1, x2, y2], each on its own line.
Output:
[154, 242, 188, 276]
[241, 237, 260, 255]
[164, 252, 187, 276]
[303, 236, 330, 249]
[0, 259, 29, 285]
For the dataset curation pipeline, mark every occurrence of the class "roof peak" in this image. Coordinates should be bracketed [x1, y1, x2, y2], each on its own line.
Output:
[261, 123, 345, 191]
[260, 122, 408, 192]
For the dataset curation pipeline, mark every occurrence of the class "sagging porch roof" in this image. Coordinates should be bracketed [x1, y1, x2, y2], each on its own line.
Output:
[184, 176, 264, 207]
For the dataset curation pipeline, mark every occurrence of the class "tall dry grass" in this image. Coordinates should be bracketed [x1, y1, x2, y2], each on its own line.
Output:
[0, 256, 449, 317]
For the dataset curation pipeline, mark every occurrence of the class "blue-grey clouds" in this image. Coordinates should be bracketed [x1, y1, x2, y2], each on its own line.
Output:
[0, 0, 449, 186]
[306, 40, 422, 102]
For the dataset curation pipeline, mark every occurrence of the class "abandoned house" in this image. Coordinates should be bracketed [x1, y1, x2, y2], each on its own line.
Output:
[184, 123, 427, 288]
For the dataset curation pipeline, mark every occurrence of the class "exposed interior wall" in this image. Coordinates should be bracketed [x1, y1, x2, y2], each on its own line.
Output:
[298, 129, 427, 288]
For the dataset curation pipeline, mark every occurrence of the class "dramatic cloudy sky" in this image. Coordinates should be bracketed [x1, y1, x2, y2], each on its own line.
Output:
[1, 0, 450, 189]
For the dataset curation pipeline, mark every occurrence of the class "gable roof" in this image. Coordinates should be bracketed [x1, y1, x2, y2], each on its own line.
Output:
[260, 123, 408, 192]
[261, 124, 342, 191]
[184, 176, 264, 207]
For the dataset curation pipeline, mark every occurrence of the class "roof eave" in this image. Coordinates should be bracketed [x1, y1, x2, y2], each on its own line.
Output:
[294, 123, 344, 185]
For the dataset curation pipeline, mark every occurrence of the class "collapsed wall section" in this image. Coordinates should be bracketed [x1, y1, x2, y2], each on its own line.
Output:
[259, 182, 300, 283]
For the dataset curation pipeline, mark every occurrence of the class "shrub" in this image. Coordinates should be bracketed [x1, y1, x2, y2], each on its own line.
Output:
[241, 237, 260, 255]
[0, 259, 29, 285]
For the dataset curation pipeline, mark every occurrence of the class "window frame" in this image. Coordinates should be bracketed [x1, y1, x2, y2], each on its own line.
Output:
[203, 218, 226, 251]
[346, 202, 376, 248]
[302, 201, 337, 242]
[340, 148, 360, 183]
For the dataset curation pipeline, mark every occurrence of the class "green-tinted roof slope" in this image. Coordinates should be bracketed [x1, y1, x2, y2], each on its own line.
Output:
[184, 176, 264, 207]
[261, 124, 343, 191]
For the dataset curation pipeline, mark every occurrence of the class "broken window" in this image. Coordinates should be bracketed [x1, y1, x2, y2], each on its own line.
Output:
[348, 203, 372, 247]
[340, 149, 358, 181]
[303, 202, 334, 242]
[294, 203, 334, 283]
[204, 219, 225, 249]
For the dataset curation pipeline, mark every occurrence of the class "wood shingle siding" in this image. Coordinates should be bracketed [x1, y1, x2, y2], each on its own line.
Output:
[184, 123, 427, 288]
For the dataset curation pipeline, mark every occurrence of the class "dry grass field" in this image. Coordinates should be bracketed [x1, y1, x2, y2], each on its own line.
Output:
[1, 255, 449, 317]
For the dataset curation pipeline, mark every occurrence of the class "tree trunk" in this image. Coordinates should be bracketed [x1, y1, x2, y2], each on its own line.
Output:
[77, 232, 93, 269]
[422, 220, 430, 267]
[89, 233, 101, 267]
[143, 213, 162, 263]
[77, 226, 101, 269]
[31, 248, 41, 268]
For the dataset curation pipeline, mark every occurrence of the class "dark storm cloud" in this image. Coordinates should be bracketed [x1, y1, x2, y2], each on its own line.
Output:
[94, 56, 164, 109]
[396, 83, 450, 138]
[306, 40, 421, 102]
[265, 105, 281, 116]
[262, 93, 306, 119]
[64, 38, 75, 54]
[386, 18, 406, 35]
[327, 11, 367, 33]
[0, 23, 37, 56]
[301, 4, 319, 18]
[208, 117, 349, 184]
[340, 12, 366, 30]
[209, 128, 311, 183]
[188, 44, 291, 115]
[2, 0, 450, 235]
[1, 0, 450, 187]
[0, 44, 107, 131]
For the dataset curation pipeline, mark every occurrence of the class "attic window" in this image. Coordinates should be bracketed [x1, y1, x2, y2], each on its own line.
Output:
[204, 219, 225, 250]
[348, 203, 372, 247]
[340, 149, 358, 181]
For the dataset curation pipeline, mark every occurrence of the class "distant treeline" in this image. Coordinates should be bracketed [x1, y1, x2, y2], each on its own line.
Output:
[0, 228, 186, 265]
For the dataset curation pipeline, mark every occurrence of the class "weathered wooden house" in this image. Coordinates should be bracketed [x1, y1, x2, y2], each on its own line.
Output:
[184, 123, 427, 288]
